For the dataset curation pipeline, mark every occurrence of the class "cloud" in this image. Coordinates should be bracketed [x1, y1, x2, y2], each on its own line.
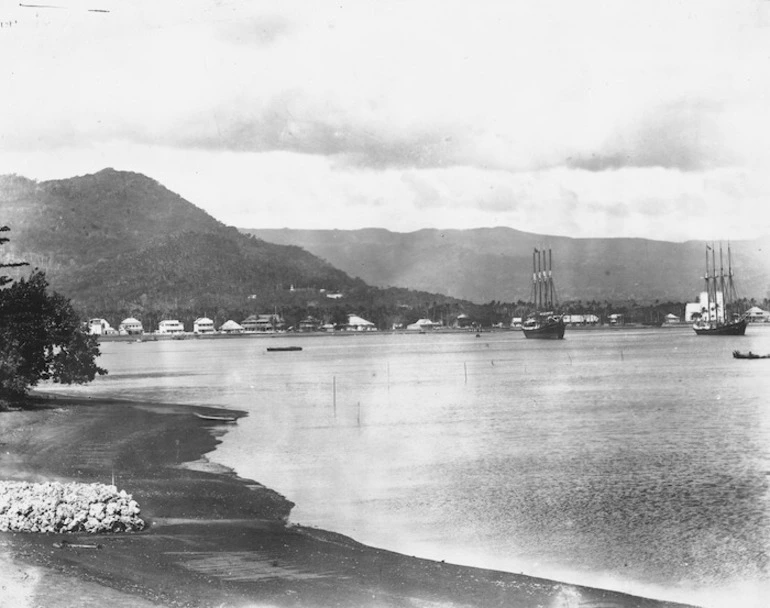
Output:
[567, 100, 731, 172]
[2, 0, 770, 242]
[214, 14, 292, 47]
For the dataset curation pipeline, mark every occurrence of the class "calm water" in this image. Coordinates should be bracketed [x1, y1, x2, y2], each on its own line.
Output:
[41, 327, 770, 607]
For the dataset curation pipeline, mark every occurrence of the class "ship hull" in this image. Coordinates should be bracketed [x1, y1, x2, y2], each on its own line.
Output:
[522, 319, 566, 340]
[693, 318, 748, 336]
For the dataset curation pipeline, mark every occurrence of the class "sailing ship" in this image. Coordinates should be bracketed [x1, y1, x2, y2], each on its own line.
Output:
[522, 247, 566, 340]
[692, 242, 748, 336]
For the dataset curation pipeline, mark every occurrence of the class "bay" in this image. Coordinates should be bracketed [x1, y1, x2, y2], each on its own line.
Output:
[42, 327, 770, 607]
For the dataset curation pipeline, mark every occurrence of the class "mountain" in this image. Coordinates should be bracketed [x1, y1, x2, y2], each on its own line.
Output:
[241, 227, 770, 304]
[0, 170, 366, 313]
[0, 169, 475, 331]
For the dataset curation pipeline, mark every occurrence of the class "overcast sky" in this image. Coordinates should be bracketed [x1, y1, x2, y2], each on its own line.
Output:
[2, 0, 770, 241]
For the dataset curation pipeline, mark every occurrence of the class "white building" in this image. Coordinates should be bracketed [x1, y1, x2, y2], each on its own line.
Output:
[406, 318, 438, 331]
[193, 317, 215, 334]
[347, 314, 376, 331]
[158, 319, 185, 334]
[88, 318, 115, 335]
[219, 320, 244, 334]
[118, 317, 143, 335]
[746, 306, 770, 323]
[685, 291, 725, 323]
[563, 314, 599, 326]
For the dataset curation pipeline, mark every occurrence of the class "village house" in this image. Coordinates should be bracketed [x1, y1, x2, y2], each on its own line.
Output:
[453, 314, 474, 329]
[745, 306, 770, 323]
[158, 320, 185, 334]
[347, 314, 376, 331]
[406, 318, 438, 331]
[193, 317, 215, 334]
[242, 313, 285, 332]
[118, 317, 144, 335]
[88, 318, 116, 335]
[563, 314, 600, 326]
[219, 320, 244, 334]
[298, 316, 322, 332]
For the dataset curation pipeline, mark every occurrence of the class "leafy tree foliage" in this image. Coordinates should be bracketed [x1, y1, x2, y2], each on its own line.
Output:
[0, 269, 107, 401]
[0, 226, 28, 286]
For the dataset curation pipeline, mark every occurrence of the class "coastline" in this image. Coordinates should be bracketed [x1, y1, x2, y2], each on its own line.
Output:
[1, 396, 698, 608]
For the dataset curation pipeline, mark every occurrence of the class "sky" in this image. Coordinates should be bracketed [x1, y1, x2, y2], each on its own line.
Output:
[2, 0, 770, 241]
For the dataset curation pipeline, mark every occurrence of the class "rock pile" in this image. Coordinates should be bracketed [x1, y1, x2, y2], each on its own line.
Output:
[0, 481, 146, 533]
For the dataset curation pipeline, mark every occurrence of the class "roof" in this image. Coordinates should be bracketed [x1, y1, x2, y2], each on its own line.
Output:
[194, 317, 213, 324]
[219, 320, 243, 331]
[348, 315, 374, 326]
[120, 318, 141, 325]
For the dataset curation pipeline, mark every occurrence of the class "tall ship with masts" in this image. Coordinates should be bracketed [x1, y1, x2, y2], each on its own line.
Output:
[521, 247, 566, 339]
[692, 242, 748, 336]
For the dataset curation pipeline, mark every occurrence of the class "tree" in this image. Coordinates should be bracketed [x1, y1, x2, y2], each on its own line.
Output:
[0, 226, 28, 286]
[0, 270, 107, 401]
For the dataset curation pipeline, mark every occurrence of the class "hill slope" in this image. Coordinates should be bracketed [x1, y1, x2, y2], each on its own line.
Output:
[0, 170, 364, 311]
[0, 169, 473, 331]
[242, 227, 770, 303]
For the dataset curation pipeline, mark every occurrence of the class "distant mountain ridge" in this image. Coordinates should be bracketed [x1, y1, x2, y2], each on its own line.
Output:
[241, 227, 770, 303]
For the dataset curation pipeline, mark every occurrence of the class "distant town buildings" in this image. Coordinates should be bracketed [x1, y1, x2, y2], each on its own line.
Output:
[406, 318, 439, 331]
[563, 314, 600, 326]
[242, 314, 285, 332]
[746, 306, 770, 323]
[118, 317, 143, 335]
[87, 318, 116, 335]
[158, 320, 185, 334]
[347, 314, 376, 331]
[193, 318, 215, 334]
[218, 320, 244, 334]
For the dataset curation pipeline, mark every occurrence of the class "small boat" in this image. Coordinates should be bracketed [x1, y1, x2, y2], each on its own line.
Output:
[195, 413, 238, 422]
[522, 247, 566, 340]
[266, 346, 303, 352]
[693, 243, 748, 336]
[732, 350, 770, 360]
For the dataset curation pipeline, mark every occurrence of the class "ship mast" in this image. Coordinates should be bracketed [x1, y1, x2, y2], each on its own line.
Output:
[531, 247, 556, 311]
[532, 248, 539, 309]
[704, 244, 712, 324]
[727, 242, 738, 317]
[718, 243, 726, 323]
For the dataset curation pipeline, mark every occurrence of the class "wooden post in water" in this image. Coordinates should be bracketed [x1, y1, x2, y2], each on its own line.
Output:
[333, 376, 337, 415]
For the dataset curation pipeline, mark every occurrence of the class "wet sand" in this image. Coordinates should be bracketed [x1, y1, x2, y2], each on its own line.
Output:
[0, 397, 698, 608]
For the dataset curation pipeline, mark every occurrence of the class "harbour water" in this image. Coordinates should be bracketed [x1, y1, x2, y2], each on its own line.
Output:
[42, 327, 770, 607]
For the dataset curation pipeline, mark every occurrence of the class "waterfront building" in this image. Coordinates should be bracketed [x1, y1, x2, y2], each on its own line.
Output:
[298, 316, 322, 332]
[746, 306, 770, 322]
[118, 317, 144, 335]
[242, 313, 285, 332]
[158, 320, 185, 334]
[88, 318, 116, 335]
[406, 318, 438, 331]
[219, 320, 244, 334]
[347, 314, 376, 331]
[193, 317, 215, 334]
[563, 314, 600, 326]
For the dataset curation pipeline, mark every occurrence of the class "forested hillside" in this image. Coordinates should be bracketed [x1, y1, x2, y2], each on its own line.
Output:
[243, 227, 770, 303]
[0, 169, 470, 330]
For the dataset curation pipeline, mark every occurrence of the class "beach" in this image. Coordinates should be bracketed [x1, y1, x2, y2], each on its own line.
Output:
[0, 396, 696, 608]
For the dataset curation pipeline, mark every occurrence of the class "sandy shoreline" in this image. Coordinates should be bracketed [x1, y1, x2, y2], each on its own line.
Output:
[0, 396, 698, 608]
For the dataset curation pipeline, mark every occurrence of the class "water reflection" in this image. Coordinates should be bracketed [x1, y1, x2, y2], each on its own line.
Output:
[46, 328, 770, 607]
